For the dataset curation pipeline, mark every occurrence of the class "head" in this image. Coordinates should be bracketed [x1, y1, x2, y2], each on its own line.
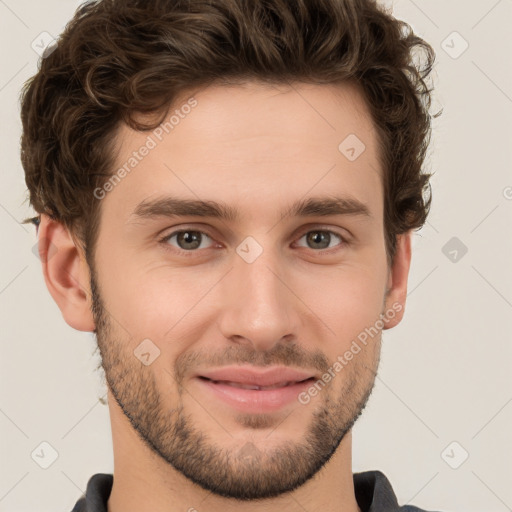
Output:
[20, 0, 437, 501]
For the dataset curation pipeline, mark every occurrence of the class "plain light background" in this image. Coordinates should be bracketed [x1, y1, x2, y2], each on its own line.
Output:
[1, 0, 511, 511]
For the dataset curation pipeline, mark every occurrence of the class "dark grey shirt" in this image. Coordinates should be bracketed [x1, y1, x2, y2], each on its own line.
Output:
[70, 471, 440, 511]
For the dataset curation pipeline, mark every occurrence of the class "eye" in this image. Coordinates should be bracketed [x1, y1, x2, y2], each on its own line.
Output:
[294, 229, 346, 252]
[160, 230, 215, 252]
[159, 227, 348, 256]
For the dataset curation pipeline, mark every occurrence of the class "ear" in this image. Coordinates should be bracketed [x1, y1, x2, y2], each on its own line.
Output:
[382, 231, 412, 330]
[36, 214, 95, 332]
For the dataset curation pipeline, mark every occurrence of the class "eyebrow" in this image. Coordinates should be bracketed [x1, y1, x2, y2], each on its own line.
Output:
[129, 195, 372, 223]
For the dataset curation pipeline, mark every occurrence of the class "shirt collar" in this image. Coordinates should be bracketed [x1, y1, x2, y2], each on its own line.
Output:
[72, 470, 405, 512]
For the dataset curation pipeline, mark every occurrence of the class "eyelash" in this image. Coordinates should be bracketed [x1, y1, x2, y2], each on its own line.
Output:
[158, 226, 349, 257]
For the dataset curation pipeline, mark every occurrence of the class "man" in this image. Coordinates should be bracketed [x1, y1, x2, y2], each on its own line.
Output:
[19, 0, 440, 510]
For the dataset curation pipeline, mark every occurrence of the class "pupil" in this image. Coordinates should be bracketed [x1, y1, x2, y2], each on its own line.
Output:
[179, 231, 200, 250]
[308, 231, 329, 249]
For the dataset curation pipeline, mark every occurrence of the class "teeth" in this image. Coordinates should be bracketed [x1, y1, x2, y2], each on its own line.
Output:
[214, 380, 294, 390]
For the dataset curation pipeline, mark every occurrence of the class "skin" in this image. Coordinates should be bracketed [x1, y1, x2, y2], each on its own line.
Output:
[38, 80, 411, 512]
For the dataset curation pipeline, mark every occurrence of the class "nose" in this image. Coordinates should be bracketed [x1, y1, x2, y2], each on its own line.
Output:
[217, 245, 302, 352]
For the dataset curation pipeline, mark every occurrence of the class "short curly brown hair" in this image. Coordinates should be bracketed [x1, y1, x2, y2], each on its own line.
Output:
[20, 0, 438, 267]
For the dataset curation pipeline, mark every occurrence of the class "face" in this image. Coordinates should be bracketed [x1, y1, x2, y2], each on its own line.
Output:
[88, 81, 400, 500]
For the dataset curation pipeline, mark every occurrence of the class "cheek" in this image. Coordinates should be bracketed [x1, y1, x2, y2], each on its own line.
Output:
[302, 266, 387, 347]
[98, 263, 213, 346]
[96, 228, 388, 354]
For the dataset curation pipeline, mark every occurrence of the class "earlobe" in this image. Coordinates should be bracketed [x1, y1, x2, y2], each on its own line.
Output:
[37, 214, 96, 332]
[383, 231, 412, 330]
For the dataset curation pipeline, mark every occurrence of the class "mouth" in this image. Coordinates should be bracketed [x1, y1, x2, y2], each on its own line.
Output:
[197, 376, 315, 390]
[194, 374, 317, 413]
[195, 365, 317, 387]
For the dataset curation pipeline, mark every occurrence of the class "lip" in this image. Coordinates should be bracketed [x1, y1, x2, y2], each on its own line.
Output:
[196, 365, 315, 387]
[194, 366, 316, 414]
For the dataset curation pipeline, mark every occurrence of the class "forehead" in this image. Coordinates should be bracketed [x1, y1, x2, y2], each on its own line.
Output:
[104, 80, 383, 225]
